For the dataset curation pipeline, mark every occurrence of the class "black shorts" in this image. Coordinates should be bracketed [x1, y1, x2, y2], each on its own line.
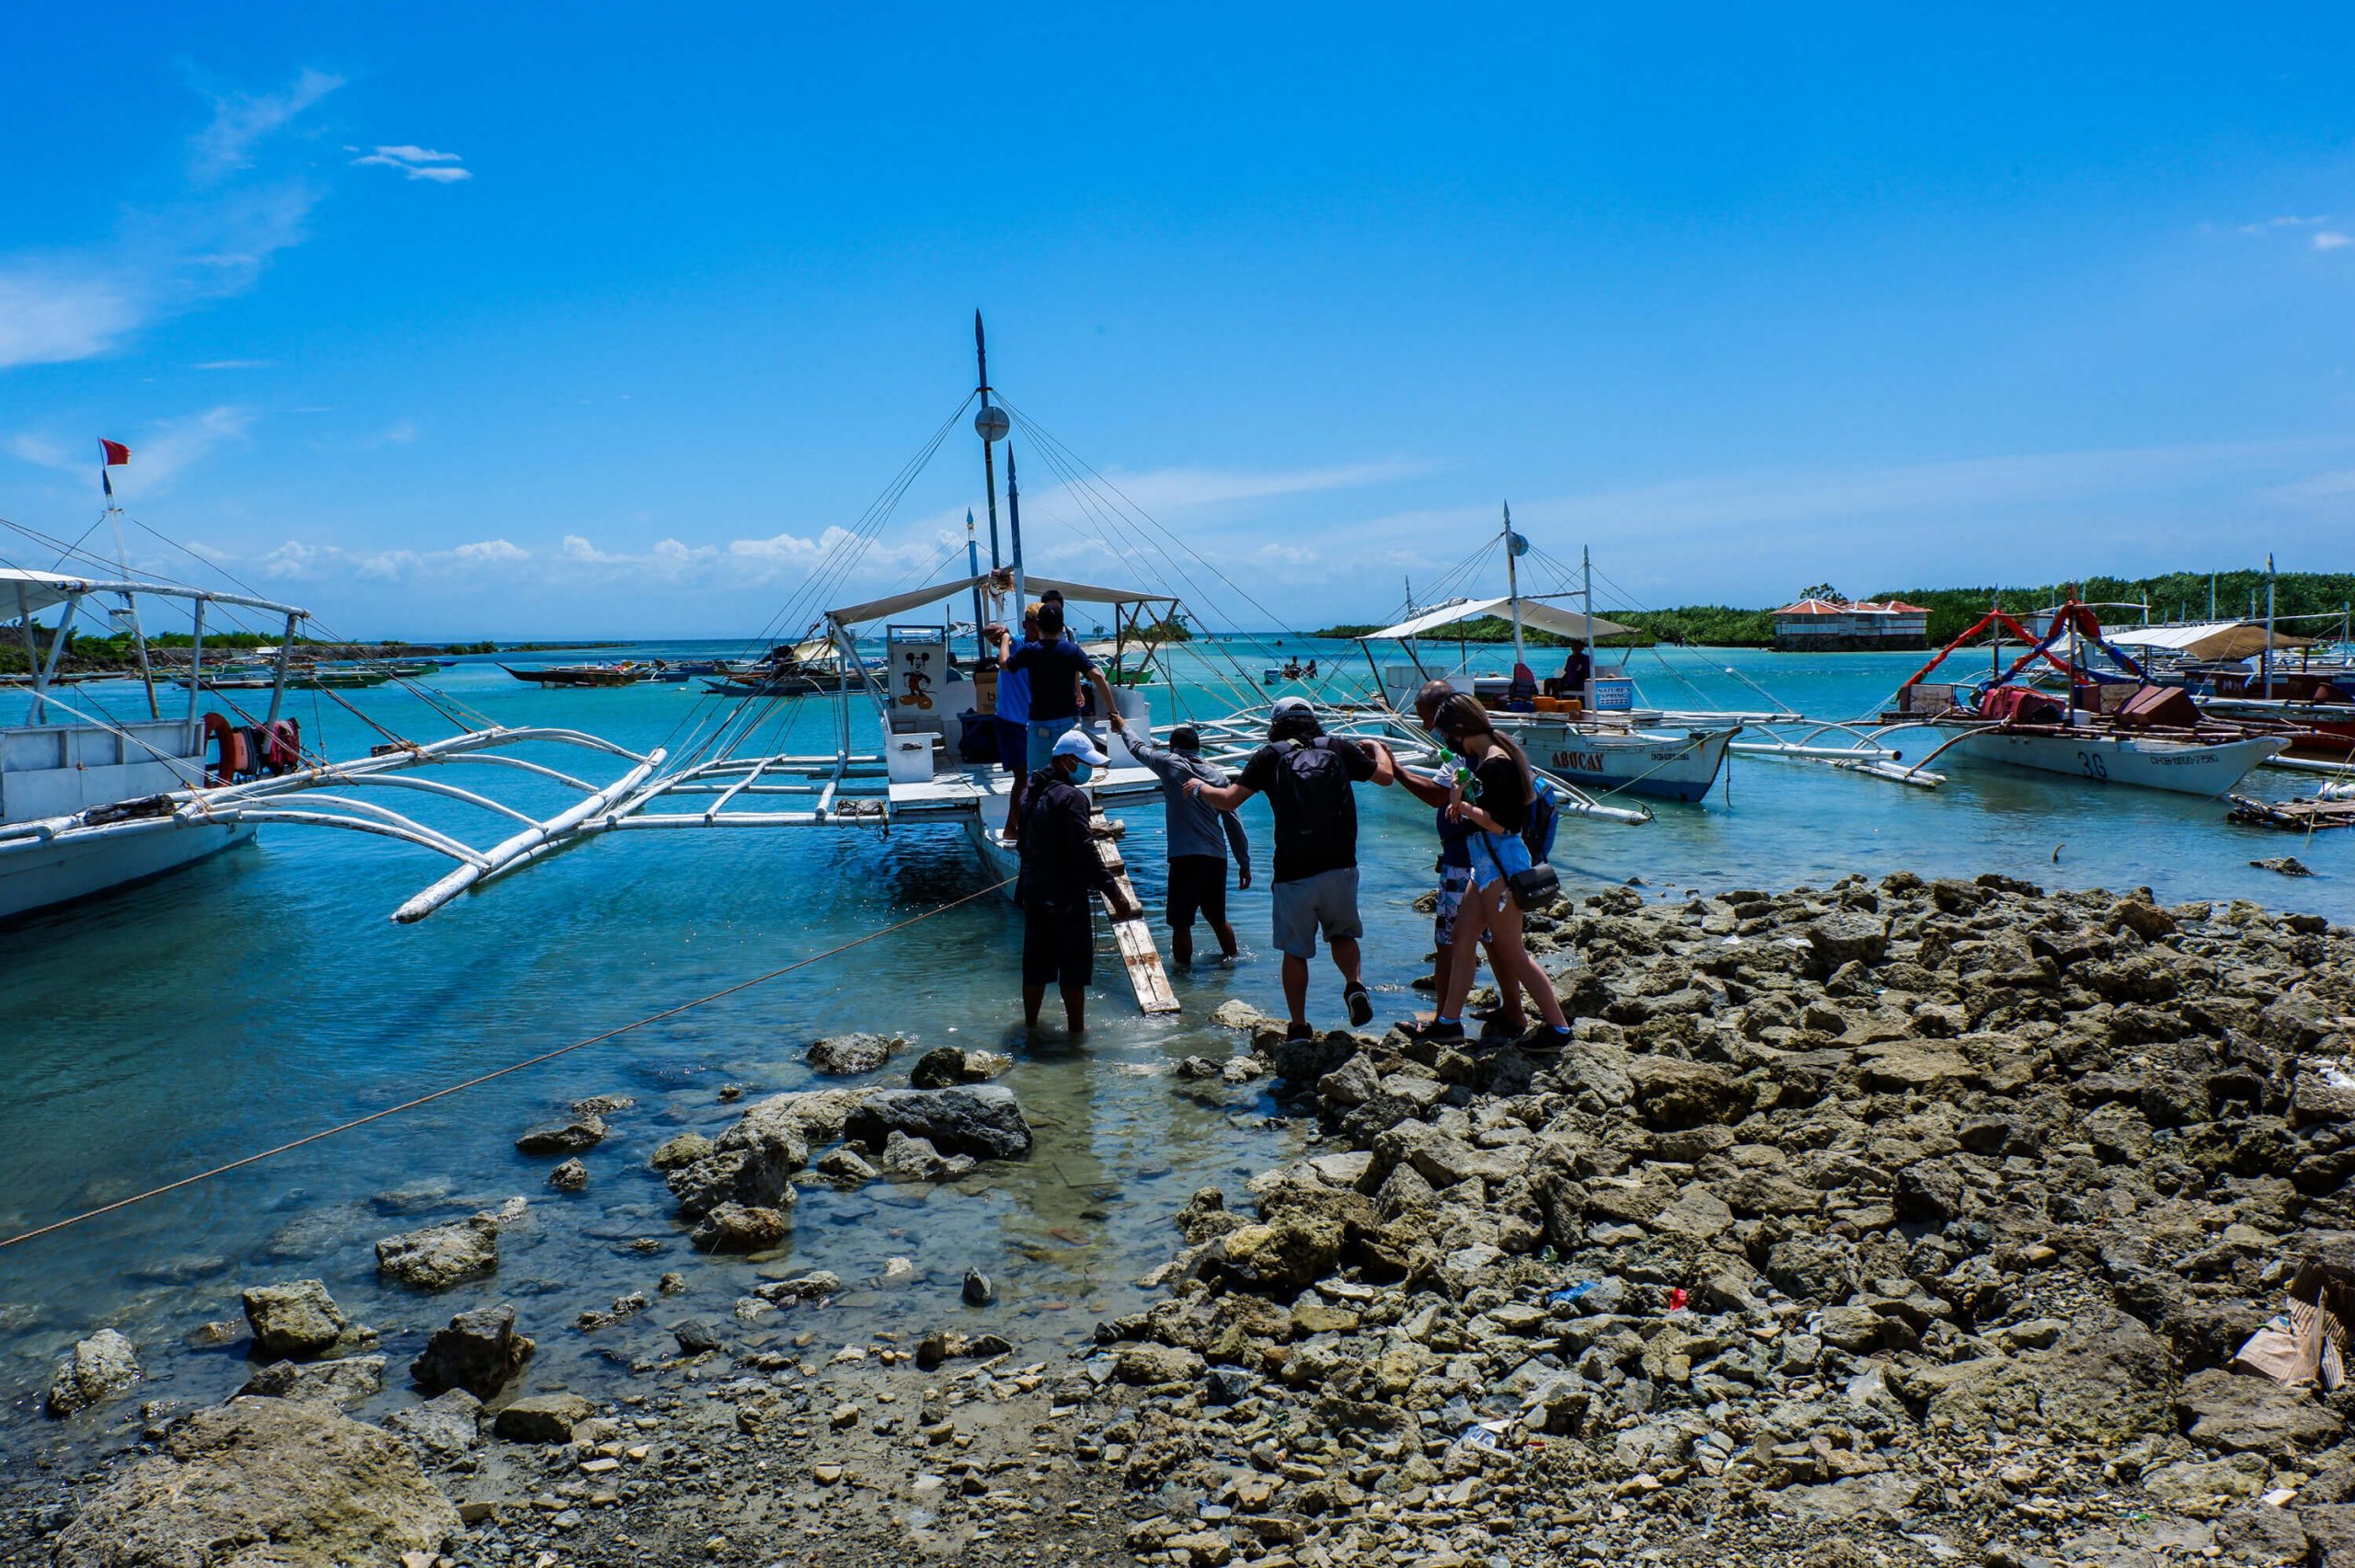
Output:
[1022, 899, 1095, 988]
[1166, 854, 1228, 929]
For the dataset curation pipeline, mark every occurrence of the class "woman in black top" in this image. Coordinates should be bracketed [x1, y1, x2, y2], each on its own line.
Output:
[1413, 693, 1570, 1047]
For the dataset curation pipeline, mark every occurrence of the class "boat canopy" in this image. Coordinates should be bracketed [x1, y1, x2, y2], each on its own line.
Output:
[824, 572, 1174, 629]
[0, 567, 306, 624]
[2103, 620, 2317, 661]
[1356, 594, 1634, 644]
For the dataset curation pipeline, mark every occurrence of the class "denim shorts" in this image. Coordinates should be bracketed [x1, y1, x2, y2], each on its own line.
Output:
[1026, 715, 1077, 772]
[1465, 830, 1532, 890]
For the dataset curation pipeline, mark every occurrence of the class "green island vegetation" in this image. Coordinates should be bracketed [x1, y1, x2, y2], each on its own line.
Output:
[1315, 569, 2355, 649]
[0, 629, 502, 674]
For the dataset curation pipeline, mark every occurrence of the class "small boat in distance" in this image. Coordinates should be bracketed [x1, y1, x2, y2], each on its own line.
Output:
[500, 661, 651, 688]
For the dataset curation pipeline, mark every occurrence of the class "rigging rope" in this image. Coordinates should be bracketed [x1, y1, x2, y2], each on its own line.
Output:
[0, 875, 1017, 1253]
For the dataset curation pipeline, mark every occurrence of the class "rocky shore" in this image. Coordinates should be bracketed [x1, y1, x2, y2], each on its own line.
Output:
[10, 873, 2355, 1567]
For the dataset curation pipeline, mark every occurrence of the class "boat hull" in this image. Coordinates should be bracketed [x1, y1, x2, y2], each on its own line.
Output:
[1500, 721, 1738, 803]
[1948, 730, 2284, 795]
[0, 821, 256, 922]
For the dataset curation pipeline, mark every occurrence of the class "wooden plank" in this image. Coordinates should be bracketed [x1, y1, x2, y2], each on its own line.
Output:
[1090, 812, 1178, 1014]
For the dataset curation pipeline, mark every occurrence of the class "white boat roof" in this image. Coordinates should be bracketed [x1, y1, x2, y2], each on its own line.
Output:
[826, 572, 1174, 628]
[2103, 619, 2316, 660]
[1358, 593, 1634, 643]
[0, 567, 306, 623]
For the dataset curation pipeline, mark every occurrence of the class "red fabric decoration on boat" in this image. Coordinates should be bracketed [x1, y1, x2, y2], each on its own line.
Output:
[98, 439, 130, 465]
[1980, 685, 2065, 725]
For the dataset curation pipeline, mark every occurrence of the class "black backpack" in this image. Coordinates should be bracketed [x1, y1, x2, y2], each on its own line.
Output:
[1269, 737, 1356, 862]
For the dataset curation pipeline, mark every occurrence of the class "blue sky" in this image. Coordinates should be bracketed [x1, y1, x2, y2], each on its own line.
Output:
[3, 5, 2352, 638]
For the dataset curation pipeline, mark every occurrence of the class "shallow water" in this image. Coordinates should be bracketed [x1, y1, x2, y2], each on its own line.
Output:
[1, 638, 2346, 1464]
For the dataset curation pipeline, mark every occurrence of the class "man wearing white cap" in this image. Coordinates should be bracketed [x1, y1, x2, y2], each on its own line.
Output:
[1016, 727, 1134, 1033]
[1188, 696, 1396, 1041]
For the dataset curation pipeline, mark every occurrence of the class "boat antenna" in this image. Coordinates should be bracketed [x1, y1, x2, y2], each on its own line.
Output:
[1006, 443, 1028, 618]
[974, 312, 1006, 576]
[2264, 552, 2277, 698]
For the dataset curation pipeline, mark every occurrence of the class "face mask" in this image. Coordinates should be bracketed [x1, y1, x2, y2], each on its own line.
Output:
[1068, 762, 1095, 785]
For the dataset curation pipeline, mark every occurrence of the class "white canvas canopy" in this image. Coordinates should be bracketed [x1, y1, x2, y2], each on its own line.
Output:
[0, 567, 304, 624]
[2104, 620, 2316, 661]
[1357, 594, 1634, 644]
[824, 572, 1175, 630]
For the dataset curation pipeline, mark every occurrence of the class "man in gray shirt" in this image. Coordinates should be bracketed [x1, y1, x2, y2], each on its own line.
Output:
[1126, 724, 1252, 968]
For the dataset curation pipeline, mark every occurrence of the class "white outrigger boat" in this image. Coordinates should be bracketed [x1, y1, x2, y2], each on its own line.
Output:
[1352, 509, 1734, 812]
[1, 566, 660, 924]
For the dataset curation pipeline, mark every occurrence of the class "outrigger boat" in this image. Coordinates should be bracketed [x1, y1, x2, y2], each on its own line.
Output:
[1885, 598, 2286, 795]
[3, 565, 657, 923]
[500, 661, 651, 688]
[1353, 509, 1732, 812]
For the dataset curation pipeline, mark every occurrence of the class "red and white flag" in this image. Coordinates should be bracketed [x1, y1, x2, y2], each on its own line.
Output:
[98, 439, 130, 465]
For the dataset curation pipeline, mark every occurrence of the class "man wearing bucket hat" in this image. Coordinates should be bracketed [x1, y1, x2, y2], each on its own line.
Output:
[1187, 696, 1396, 1040]
[1016, 728, 1135, 1034]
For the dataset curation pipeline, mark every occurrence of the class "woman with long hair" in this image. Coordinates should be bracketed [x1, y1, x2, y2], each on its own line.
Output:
[1409, 692, 1570, 1048]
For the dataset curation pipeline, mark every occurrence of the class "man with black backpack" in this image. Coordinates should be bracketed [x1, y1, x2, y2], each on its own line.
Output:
[1188, 696, 1396, 1041]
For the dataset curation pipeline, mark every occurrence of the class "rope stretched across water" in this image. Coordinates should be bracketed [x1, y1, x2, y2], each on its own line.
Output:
[0, 876, 1017, 1253]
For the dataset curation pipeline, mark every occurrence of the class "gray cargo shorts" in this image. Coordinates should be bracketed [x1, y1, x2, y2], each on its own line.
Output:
[1269, 866, 1362, 959]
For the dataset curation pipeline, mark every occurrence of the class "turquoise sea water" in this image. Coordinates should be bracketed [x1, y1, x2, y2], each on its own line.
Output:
[1, 637, 2346, 1463]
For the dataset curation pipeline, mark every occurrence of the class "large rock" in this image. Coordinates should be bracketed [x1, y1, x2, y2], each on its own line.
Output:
[808, 1032, 905, 1075]
[240, 1279, 350, 1360]
[665, 1090, 860, 1218]
[493, 1391, 596, 1443]
[843, 1086, 1032, 1160]
[410, 1303, 535, 1398]
[909, 1047, 1013, 1089]
[514, 1114, 605, 1155]
[2176, 1368, 2343, 1456]
[1215, 1219, 1344, 1292]
[375, 1216, 500, 1290]
[1807, 911, 1889, 971]
[51, 1397, 459, 1565]
[1626, 1056, 1749, 1128]
[45, 1330, 142, 1418]
[385, 1388, 482, 1461]
[239, 1355, 387, 1408]
[691, 1201, 790, 1253]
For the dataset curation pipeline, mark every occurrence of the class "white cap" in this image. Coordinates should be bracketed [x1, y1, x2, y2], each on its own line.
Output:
[1271, 695, 1314, 717]
[1052, 729, 1110, 766]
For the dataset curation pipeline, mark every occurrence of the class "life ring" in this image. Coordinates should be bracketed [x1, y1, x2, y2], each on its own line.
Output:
[203, 712, 250, 784]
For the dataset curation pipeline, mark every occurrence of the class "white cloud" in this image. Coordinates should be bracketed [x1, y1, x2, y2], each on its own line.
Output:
[350, 144, 473, 183]
[2316, 233, 2349, 251]
[453, 539, 528, 564]
[190, 67, 343, 180]
[193, 358, 276, 370]
[2, 406, 254, 495]
[0, 69, 334, 371]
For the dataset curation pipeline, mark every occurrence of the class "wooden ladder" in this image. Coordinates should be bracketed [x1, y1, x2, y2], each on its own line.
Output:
[1088, 813, 1179, 1014]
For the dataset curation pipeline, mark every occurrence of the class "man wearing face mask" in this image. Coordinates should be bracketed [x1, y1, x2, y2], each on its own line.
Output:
[1015, 728, 1135, 1034]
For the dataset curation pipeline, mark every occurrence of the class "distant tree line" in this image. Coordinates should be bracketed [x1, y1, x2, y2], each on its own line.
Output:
[1315, 570, 2355, 649]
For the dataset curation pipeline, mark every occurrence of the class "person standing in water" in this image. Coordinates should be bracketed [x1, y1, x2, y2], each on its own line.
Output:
[1126, 723, 1252, 968]
[989, 606, 1040, 841]
[1187, 696, 1396, 1041]
[1391, 679, 1525, 1036]
[1407, 692, 1570, 1050]
[1016, 729, 1135, 1034]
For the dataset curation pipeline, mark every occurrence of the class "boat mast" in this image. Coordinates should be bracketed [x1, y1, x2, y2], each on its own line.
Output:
[101, 480, 161, 721]
[1006, 445, 1028, 619]
[2264, 553, 2277, 698]
[965, 509, 985, 661]
[974, 313, 1005, 582]
[1581, 544, 1596, 702]
[1501, 502, 1526, 673]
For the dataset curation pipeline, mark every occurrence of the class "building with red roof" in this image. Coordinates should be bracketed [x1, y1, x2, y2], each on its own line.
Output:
[1772, 595, 1930, 651]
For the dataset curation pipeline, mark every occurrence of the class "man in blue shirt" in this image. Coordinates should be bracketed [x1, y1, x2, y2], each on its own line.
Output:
[990, 606, 1040, 841]
[1000, 600, 1121, 770]
[1127, 724, 1252, 967]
